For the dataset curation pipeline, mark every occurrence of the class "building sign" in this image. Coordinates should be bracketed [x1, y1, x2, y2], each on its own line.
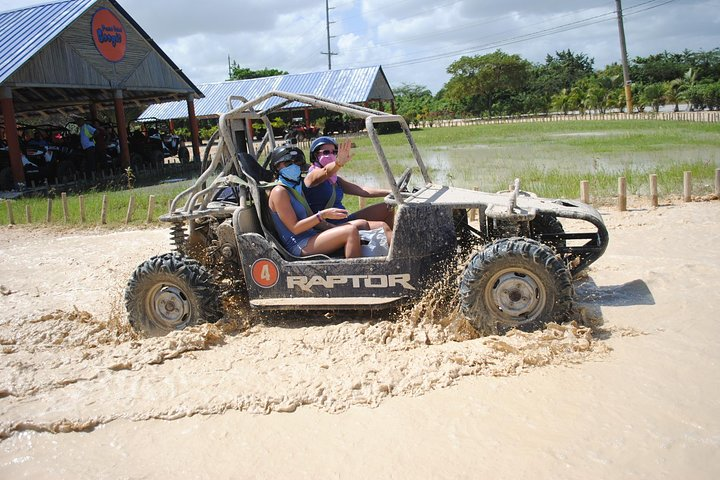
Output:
[91, 8, 126, 62]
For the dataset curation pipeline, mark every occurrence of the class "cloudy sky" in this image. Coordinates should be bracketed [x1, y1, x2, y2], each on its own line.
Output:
[5, 0, 720, 93]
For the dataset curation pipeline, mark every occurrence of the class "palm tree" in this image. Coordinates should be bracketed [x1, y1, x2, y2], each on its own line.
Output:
[551, 88, 571, 114]
[665, 79, 683, 112]
[680, 68, 698, 111]
[640, 83, 666, 113]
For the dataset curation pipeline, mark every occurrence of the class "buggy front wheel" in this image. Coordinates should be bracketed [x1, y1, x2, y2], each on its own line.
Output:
[459, 237, 572, 333]
[125, 253, 223, 335]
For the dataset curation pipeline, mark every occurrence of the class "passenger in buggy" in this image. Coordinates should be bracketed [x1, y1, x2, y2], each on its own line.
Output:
[267, 145, 389, 258]
[304, 136, 395, 231]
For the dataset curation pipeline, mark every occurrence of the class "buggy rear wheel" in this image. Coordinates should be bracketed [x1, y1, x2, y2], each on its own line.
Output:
[459, 237, 572, 334]
[125, 253, 223, 335]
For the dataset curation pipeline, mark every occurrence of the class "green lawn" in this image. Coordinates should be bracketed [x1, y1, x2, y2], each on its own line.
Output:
[2, 120, 718, 226]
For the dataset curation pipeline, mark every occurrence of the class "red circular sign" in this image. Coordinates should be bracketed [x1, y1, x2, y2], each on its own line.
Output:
[91, 8, 126, 62]
[251, 259, 280, 288]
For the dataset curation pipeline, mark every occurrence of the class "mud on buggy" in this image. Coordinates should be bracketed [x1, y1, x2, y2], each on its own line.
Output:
[125, 91, 608, 336]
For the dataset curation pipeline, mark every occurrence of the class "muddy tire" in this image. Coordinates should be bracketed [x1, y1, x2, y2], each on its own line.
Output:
[531, 214, 566, 251]
[459, 237, 572, 333]
[178, 146, 190, 164]
[125, 253, 223, 335]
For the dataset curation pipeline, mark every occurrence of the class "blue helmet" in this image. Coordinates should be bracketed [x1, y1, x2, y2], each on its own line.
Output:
[309, 136, 337, 156]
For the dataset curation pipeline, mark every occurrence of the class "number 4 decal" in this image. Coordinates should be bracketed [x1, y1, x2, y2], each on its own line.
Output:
[251, 259, 279, 288]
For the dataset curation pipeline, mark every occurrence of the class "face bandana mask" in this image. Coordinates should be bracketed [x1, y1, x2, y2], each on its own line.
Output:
[279, 163, 302, 189]
[317, 153, 338, 184]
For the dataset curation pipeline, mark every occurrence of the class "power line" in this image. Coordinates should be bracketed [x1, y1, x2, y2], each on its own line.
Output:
[334, 0, 675, 70]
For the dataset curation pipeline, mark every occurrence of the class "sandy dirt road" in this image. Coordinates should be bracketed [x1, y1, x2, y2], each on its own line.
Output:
[0, 199, 719, 479]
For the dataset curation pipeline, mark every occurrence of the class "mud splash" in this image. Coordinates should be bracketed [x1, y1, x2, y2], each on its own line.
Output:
[0, 291, 609, 440]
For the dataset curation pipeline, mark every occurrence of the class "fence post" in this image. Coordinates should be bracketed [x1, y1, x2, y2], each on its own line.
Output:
[100, 194, 108, 224]
[25, 205, 31, 224]
[683, 171, 692, 202]
[715, 168, 720, 197]
[649, 174, 658, 208]
[146, 195, 156, 223]
[359, 197, 367, 210]
[5, 200, 14, 225]
[580, 180, 590, 204]
[618, 177, 627, 212]
[79, 195, 86, 223]
[61, 192, 69, 222]
[125, 195, 136, 224]
[46, 198, 52, 223]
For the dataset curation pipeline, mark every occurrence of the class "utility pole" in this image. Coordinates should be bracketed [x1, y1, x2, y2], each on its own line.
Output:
[615, 0, 633, 113]
[321, 0, 337, 70]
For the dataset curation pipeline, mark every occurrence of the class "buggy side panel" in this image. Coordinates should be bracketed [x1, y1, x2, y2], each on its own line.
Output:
[236, 204, 457, 306]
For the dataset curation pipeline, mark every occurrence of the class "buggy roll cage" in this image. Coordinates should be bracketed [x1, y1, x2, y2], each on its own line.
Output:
[163, 91, 431, 221]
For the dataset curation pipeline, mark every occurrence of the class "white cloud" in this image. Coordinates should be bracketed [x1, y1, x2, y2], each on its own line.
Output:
[2, 0, 718, 93]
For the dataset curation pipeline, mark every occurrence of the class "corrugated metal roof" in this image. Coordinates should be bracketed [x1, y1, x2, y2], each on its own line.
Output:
[0, 0, 202, 119]
[0, 0, 96, 84]
[139, 66, 394, 121]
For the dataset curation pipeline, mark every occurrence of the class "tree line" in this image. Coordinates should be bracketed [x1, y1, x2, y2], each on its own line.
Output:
[394, 48, 720, 125]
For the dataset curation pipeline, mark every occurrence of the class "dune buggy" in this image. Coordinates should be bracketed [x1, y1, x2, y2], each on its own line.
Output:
[125, 91, 608, 336]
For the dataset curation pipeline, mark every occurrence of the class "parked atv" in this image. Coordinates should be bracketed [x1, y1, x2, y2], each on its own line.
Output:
[125, 91, 608, 336]
[133, 118, 190, 164]
[127, 123, 165, 170]
[0, 139, 43, 190]
[283, 118, 319, 142]
[1, 124, 84, 189]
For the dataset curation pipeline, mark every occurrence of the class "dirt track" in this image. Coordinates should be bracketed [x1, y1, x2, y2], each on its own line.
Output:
[1, 199, 719, 479]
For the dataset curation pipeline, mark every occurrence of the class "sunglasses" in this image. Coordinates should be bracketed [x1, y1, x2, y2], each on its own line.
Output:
[317, 149, 337, 156]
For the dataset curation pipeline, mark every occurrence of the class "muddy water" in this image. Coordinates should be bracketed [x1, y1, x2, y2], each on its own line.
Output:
[0, 301, 608, 440]
[0, 226, 616, 442]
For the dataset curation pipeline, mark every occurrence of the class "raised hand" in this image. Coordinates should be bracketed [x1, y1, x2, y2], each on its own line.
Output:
[335, 140, 352, 167]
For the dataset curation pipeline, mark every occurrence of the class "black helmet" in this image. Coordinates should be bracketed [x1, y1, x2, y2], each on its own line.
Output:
[268, 145, 306, 173]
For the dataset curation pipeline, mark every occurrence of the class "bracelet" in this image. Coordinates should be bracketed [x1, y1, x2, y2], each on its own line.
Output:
[316, 212, 322, 222]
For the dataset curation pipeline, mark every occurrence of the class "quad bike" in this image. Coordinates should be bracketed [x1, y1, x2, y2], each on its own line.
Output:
[0, 139, 43, 190]
[133, 117, 190, 164]
[125, 91, 608, 336]
[1, 124, 84, 189]
[283, 118, 320, 142]
[127, 124, 165, 170]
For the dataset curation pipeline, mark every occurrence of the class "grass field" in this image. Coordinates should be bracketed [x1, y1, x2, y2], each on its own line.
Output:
[2, 120, 718, 226]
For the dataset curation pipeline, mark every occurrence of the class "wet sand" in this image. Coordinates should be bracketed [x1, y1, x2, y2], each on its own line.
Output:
[1, 199, 719, 479]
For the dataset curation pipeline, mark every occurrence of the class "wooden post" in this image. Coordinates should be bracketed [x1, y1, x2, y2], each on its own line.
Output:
[5, 200, 14, 225]
[79, 195, 86, 223]
[61, 192, 69, 222]
[25, 205, 31, 224]
[46, 198, 52, 223]
[649, 174, 658, 208]
[618, 176, 627, 211]
[580, 180, 590, 204]
[125, 195, 135, 224]
[359, 197, 367, 210]
[146, 195, 156, 223]
[100, 194, 108, 224]
[715, 168, 719, 197]
[683, 171, 692, 202]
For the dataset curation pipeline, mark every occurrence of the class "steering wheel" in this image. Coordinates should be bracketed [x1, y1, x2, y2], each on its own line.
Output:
[397, 167, 413, 192]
